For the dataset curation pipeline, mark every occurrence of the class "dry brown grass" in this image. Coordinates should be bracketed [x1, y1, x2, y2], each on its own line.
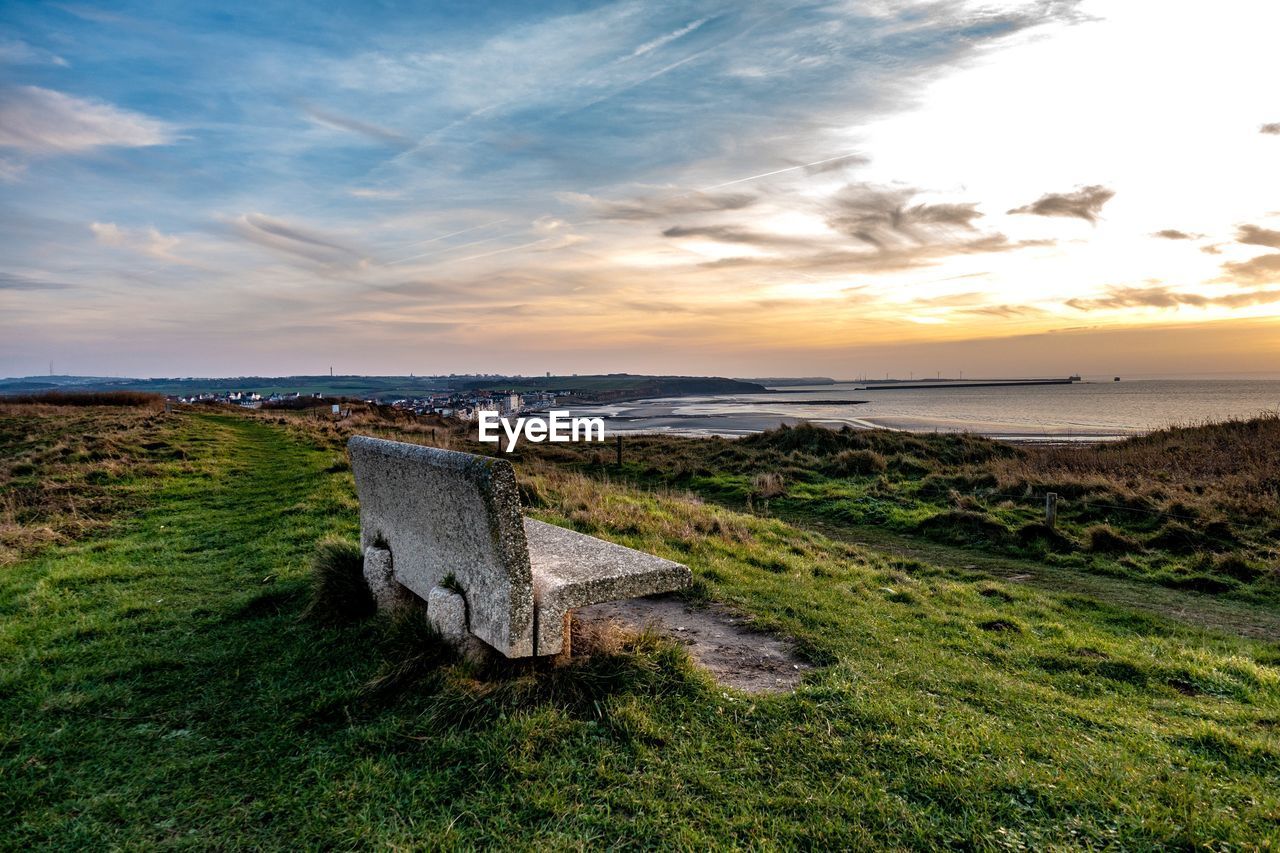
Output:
[519, 461, 756, 549]
[0, 404, 174, 564]
[2, 390, 164, 407]
[750, 471, 787, 499]
[270, 404, 461, 455]
[995, 412, 1280, 520]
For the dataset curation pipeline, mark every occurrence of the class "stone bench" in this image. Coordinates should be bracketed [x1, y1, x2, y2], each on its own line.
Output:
[347, 435, 691, 657]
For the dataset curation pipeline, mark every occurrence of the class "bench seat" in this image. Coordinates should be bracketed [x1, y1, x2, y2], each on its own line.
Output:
[525, 518, 690, 655]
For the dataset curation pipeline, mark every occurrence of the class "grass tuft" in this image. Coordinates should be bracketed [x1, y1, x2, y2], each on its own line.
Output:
[1086, 523, 1141, 554]
[301, 536, 374, 623]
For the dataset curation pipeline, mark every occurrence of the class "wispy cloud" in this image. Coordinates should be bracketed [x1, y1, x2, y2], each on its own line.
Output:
[827, 184, 983, 248]
[701, 153, 867, 191]
[1236, 224, 1280, 249]
[0, 156, 27, 182]
[697, 232, 1051, 275]
[1260, 122, 1280, 135]
[0, 38, 68, 67]
[0, 86, 176, 153]
[661, 224, 811, 247]
[230, 213, 364, 265]
[1219, 253, 1280, 285]
[301, 102, 413, 150]
[347, 187, 405, 199]
[1152, 229, 1198, 240]
[562, 190, 758, 221]
[90, 222, 185, 262]
[1067, 284, 1280, 310]
[0, 271, 73, 290]
[624, 17, 710, 60]
[1008, 185, 1114, 224]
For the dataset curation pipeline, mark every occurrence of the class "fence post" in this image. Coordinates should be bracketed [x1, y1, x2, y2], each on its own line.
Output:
[615, 434, 623, 468]
[1045, 492, 1058, 528]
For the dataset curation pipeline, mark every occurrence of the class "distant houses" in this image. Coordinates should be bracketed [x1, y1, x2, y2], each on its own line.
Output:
[168, 387, 566, 421]
[383, 389, 560, 419]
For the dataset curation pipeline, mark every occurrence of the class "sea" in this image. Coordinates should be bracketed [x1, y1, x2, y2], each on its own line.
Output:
[543, 380, 1280, 442]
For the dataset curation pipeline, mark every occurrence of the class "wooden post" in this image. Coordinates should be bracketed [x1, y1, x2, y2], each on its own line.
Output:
[615, 434, 623, 467]
[1045, 492, 1058, 528]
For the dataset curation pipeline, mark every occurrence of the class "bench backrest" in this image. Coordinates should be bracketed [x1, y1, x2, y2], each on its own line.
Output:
[347, 435, 535, 657]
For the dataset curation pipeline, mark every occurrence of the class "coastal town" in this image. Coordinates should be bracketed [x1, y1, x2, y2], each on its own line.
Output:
[172, 388, 565, 419]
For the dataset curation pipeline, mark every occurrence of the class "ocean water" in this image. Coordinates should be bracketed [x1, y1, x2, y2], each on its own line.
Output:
[554, 380, 1280, 441]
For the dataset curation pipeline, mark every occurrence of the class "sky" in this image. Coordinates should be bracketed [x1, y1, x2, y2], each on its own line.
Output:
[2, 0, 1279, 380]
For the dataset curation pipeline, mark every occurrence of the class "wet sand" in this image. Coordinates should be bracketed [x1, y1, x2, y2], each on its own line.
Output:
[527, 379, 1280, 443]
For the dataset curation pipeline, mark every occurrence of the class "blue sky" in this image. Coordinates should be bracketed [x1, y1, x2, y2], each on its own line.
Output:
[3, 1, 1279, 378]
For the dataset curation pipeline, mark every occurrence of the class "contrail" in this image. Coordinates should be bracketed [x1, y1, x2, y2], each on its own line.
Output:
[446, 237, 555, 265]
[623, 17, 709, 61]
[386, 229, 528, 265]
[700, 153, 862, 191]
[396, 218, 508, 251]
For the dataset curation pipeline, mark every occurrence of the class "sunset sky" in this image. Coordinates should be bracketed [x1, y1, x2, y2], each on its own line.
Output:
[2, 0, 1279, 379]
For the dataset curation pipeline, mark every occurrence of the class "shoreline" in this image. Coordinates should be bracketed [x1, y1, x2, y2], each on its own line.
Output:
[602, 423, 1131, 445]
[528, 379, 1280, 445]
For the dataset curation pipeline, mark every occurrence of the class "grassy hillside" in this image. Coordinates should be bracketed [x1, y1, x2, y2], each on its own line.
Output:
[2, 405, 1278, 847]
[511, 418, 1280, 607]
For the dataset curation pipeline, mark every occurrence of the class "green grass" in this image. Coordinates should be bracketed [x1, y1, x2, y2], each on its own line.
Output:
[512, 419, 1280, 606]
[2, 411, 1280, 847]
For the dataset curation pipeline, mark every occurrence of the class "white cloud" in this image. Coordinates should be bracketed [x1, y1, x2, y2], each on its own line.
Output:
[91, 221, 184, 262]
[347, 187, 405, 200]
[0, 156, 27, 182]
[0, 38, 68, 67]
[0, 86, 176, 153]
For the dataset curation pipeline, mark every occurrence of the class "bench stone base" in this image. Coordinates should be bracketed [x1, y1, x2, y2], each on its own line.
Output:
[363, 547, 409, 611]
[425, 585, 493, 663]
[426, 585, 467, 642]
